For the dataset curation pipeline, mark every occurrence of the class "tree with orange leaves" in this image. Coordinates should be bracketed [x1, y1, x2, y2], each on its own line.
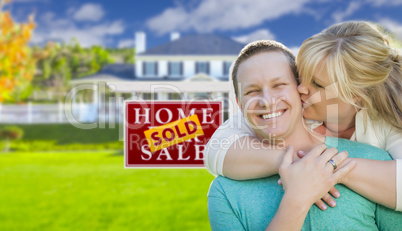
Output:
[0, 0, 36, 102]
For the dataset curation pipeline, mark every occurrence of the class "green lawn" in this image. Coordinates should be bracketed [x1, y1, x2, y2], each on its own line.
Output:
[0, 151, 215, 231]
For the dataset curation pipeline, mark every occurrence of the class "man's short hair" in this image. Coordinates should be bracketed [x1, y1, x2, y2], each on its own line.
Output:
[231, 40, 298, 99]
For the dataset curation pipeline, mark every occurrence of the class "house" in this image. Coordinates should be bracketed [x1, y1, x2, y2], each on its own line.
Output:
[68, 32, 245, 123]
[132, 32, 243, 102]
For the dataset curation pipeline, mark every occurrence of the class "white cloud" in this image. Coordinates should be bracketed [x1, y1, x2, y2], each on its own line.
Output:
[377, 18, 402, 41]
[289, 46, 300, 56]
[118, 39, 135, 48]
[232, 29, 276, 44]
[364, 0, 402, 6]
[146, 0, 312, 35]
[40, 12, 71, 28]
[332, 2, 361, 23]
[32, 11, 125, 47]
[73, 3, 105, 22]
[90, 21, 124, 35]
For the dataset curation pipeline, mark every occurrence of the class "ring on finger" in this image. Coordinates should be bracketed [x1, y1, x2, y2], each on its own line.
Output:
[328, 159, 337, 170]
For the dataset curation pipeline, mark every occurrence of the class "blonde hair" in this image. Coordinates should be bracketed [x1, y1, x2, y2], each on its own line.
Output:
[232, 40, 298, 99]
[297, 21, 402, 131]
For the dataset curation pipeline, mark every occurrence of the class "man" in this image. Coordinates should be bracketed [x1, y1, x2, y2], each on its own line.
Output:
[207, 40, 402, 230]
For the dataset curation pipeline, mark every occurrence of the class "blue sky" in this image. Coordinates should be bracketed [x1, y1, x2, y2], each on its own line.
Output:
[6, 0, 402, 52]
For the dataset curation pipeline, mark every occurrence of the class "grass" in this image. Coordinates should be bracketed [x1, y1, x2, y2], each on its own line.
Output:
[0, 151, 215, 231]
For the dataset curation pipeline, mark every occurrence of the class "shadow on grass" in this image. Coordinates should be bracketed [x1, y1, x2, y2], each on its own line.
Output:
[109, 150, 124, 156]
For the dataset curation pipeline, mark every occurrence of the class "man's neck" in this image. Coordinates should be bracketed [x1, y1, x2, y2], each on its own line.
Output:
[285, 123, 324, 152]
[324, 119, 356, 140]
[260, 118, 325, 152]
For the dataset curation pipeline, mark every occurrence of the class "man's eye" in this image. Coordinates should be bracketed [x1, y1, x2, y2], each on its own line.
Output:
[245, 90, 258, 95]
[274, 83, 286, 88]
[312, 81, 323, 88]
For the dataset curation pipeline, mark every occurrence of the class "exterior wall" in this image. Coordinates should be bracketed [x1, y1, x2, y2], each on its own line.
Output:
[135, 61, 143, 77]
[158, 60, 168, 77]
[183, 60, 195, 77]
[210, 61, 223, 77]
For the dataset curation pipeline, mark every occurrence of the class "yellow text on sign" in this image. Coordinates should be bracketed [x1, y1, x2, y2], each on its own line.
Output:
[144, 114, 204, 153]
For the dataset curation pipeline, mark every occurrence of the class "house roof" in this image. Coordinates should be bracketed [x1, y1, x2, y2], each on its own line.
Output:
[138, 34, 244, 56]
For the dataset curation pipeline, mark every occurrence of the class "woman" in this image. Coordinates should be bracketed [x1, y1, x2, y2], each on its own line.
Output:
[204, 21, 402, 210]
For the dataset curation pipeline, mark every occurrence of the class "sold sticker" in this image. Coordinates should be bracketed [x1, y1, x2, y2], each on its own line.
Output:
[124, 101, 222, 168]
[144, 114, 204, 152]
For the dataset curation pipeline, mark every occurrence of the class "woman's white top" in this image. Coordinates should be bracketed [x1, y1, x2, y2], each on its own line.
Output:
[204, 110, 402, 210]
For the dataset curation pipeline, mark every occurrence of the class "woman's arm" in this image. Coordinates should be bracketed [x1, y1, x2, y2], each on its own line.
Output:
[223, 136, 284, 180]
[340, 158, 396, 209]
[266, 193, 310, 231]
[204, 112, 286, 179]
[266, 146, 356, 231]
[205, 113, 341, 209]
[386, 129, 402, 211]
[348, 113, 401, 210]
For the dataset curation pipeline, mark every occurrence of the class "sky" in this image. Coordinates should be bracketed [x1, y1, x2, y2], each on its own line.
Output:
[6, 0, 402, 52]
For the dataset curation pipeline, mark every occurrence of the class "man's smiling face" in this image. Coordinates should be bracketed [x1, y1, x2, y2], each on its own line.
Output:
[237, 51, 302, 140]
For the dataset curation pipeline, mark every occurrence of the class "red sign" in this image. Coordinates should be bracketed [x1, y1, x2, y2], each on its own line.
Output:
[124, 101, 222, 168]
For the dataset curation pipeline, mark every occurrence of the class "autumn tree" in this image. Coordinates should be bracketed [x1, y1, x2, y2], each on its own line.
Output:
[0, 0, 36, 102]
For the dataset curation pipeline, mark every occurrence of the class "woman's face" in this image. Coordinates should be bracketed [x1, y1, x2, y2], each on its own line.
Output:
[297, 64, 358, 125]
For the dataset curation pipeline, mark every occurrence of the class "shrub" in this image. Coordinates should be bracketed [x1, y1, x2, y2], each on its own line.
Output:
[0, 126, 24, 152]
[0, 126, 24, 140]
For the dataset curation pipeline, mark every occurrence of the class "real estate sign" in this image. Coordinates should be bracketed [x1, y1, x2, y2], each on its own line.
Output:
[124, 101, 222, 167]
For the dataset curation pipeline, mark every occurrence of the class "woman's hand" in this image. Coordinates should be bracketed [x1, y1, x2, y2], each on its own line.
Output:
[279, 147, 345, 210]
[279, 178, 340, 210]
[297, 149, 341, 210]
[278, 144, 356, 208]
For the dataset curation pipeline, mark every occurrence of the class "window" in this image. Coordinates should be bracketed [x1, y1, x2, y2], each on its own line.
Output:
[223, 61, 232, 76]
[195, 62, 209, 74]
[193, 92, 210, 100]
[168, 93, 182, 100]
[168, 62, 183, 76]
[143, 62, 158, 76]
[142, 93, 157, 100]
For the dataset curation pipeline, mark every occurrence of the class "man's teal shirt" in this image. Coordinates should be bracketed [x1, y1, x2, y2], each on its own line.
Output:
[207, 137, 402, 231]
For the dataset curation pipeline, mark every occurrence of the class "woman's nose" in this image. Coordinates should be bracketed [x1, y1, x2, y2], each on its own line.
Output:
[297, 82, 309, 95]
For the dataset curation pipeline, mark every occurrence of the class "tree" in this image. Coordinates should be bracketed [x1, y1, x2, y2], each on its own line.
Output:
[32, 39, 115, 96]
[0, 0, 36, 102]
